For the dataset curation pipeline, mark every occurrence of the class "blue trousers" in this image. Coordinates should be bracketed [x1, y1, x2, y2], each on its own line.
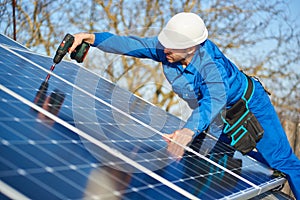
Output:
[249, 79, 300, 199]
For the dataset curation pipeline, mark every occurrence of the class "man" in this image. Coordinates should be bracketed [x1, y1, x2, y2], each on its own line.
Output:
[70, 12, 300, 198]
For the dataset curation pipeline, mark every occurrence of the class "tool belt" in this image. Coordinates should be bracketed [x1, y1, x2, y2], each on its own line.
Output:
[221, 75, 264, 155]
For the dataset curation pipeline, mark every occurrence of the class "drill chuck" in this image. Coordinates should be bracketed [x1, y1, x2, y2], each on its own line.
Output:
[53, 54, 63, 64]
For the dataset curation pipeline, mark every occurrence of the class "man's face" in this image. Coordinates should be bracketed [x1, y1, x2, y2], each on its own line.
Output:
[163, 48, 189, 63]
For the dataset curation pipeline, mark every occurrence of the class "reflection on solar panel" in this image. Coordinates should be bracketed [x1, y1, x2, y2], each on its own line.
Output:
[0, 34, 286, 200]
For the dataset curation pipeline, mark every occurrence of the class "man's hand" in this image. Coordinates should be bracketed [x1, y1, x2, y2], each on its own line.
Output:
[163, 128, 194, 160]
[69, 33, 95, 53]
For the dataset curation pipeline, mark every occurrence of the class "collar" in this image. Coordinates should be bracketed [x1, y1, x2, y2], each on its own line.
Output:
[177, 52, 199, 75]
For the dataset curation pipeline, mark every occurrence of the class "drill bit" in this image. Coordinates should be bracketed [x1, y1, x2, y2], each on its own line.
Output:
[45, 63, 56, 82]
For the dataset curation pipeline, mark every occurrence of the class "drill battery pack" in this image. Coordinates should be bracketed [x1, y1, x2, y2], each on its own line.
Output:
[70, 41, 90, 63]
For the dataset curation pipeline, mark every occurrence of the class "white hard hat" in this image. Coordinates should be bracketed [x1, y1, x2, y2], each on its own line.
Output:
[158, 12, 208, 49]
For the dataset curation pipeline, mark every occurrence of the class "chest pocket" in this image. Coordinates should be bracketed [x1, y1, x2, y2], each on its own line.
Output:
[173, 85, 200, 109]
[182, 86, 198, 100]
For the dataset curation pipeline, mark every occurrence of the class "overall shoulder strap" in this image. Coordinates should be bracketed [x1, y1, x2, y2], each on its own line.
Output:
[242, 74, 254, 103]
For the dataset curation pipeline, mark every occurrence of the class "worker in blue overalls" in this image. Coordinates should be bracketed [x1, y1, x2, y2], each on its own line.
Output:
[70, 12, 300, 198]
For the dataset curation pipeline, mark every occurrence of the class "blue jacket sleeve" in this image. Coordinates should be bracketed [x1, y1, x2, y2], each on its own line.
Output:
[92, 32, 163, 62]
[183, 54, 228, 138]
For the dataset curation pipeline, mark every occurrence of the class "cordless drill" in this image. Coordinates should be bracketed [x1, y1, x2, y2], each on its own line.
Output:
[47, 33, 90, 81]
[34, 33, 90, 109]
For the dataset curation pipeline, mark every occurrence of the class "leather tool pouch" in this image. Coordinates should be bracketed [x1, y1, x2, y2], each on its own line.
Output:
[221, 99, 264, 154]
[221, 75, 264, 155]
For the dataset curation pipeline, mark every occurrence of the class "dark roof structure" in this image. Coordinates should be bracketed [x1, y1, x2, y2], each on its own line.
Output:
[0, 34, 288, 200]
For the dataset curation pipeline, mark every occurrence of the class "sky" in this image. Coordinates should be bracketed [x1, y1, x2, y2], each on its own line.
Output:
[289, 0, 300, 21]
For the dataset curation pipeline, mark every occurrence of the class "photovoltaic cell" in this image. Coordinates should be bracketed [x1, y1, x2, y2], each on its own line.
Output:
[0, 35, 28, 50]
[0, 34, 285, 200]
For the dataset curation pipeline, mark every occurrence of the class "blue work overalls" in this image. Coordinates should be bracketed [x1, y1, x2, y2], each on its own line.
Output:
[93, 32, 300, 198]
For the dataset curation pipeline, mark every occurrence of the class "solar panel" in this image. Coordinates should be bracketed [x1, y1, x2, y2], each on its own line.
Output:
[0, 34, 286, 200]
